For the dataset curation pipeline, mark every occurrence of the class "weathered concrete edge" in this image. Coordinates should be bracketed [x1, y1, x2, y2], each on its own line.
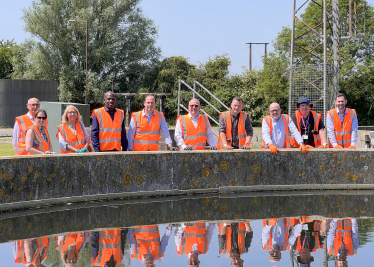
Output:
[2, 184, 374, 213]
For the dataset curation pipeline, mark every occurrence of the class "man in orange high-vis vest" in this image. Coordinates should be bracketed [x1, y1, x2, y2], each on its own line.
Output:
[327, 219, 358, 266]
[13, 98, 45, 155]
[91, 91, 128, 152]
[128, 94, 178, 151]
[175, 223, 215, 266]
[262, 102, 308, 155]
[217, 97, 253, 150]
[326, 93, 358, 149]
[128, 225, 171, 266]
[13, 237, 49, 266]
[174, 98, 217, 150]
[291, 98, 328, 149]
[91, 228, 127, 267]
[219, 222, 252, 267]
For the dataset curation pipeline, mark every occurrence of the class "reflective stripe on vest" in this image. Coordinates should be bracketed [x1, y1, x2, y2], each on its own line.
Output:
[92, 230, 122, 266]
[30, 125, 50, 152]
[16, 115, 35, 155]
[179, 114, 209, 150]
[217, 111, 248, 149]
[261, 114, 291, 149]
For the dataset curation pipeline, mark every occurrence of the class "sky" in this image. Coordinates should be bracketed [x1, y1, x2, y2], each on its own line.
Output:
[1, 0, 374, 75]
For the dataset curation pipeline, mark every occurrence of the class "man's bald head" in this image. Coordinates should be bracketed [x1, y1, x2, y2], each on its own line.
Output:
[268, 102, 281, 121]
[103, 91, 117, 111]
[26, 98, 40, 115]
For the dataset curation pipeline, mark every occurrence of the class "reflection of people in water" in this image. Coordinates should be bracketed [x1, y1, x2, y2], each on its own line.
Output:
[56, 232, 89, 266]
[128, 225, 171, 267]
[327, 219, 358, 267]
[91, 228, 127, 267]
[175, 222, 215, 266]
[288, 216, 328, 267]
[218, 222, 252, 266]
[262, 217, 299, 263]
[12, 238, 49, 267]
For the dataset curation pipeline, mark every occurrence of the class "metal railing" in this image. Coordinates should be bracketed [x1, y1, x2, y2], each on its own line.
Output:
[177, 80, 230, 137]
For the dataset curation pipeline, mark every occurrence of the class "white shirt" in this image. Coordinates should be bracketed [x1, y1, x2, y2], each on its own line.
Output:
[13, 112, 35, 154]
[174, 223, 215, 254]
[262, 115, 303, 148]
[327, 219, 358, 252]
[288, 223, 309, 247]
[174, 113, 216, 150]
[127, 109, 172, 150]
[262, 219, 286, 249]
[326, 108, 358, 147]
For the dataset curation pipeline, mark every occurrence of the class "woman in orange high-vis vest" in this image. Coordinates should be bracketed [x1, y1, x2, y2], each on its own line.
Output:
[57, 105, 91, 153]
[13, 237, 49, 265]
[25, 109, 53, 155]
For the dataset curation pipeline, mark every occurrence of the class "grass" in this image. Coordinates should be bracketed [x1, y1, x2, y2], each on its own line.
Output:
[0, 143, 15, 157]
[0, 138, 12, 141]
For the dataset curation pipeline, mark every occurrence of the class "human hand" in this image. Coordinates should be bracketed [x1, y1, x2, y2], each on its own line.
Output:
[209, 146, 218, 150]
[269, 144, 279, 155]
[183, 145, 194, 150]
[241, 143, 251, 150]
[299, 145, 308, 154]
[305, 145, 314, 149]
[318, 145, 328, 149]
[347, 145, 356, 149]
[224, 145, 233, 150]
[44, 151, 57, 154]
[333, 145, 343, 149]
[80, 147, 88, 153]
[169, 146, 179, 151]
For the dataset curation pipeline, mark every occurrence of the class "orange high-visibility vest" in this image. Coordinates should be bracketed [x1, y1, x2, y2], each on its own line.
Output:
[132, 110, 163, 151]
[262, 218, 299, 251]
[261, 115, 292, 148]
[176, 223, 209, 255]
[56, 122, 86, 153]
[329, 219, 357, 256]
[15, 238, 49, 264]
[218, 223, 248, 255]
[327, 108, 356, 148]
[29, 125, 50, 153]
[91, 229, 122, 267]
[131, 225, 162, 261]
[178, 114, 209, 150]
[56, 233, 88, 253]
[15, 115, 49, 155]
[92, 107, 124, 151]
[291, 110, 322, 148]
[217, 111, 248, 149]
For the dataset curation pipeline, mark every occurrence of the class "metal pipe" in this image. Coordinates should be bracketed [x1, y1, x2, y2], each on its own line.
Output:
[289, 0, 297, 115]
[333, 0, 339, 97]
[194, 81, 230, 110]
[193, 81, 196, 99]
[180, 80, 221, 114]
[349, 0, 352, 37]
[323, 0, 327, 125]
[249, 43, 252, 70]
[85, 21, 88, 105]
[178, 80, 181, 117]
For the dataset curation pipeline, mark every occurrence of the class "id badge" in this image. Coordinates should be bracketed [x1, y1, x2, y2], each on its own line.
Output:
[302, 135, 308, 140]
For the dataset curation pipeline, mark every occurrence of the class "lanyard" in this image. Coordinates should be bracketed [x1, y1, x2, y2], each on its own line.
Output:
[302, 236, 310, 249]
[301, 114, 309, 131]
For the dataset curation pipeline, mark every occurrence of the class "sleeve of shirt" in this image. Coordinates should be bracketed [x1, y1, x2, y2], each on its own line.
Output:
[218, 234, 226, 252]
[127, 118, 136, 150]
[206, 224, 215, 245]
[91, 114, 101, 152]
[160, 117, 172, 145]
[245, 115, 254, 136]
[58, 132, 68, 152]
[127, 228, 136, 255]
[288, 119, 303, 144]
[160, 229, 172, 253]
[351, 112, 358, 146]
[206, 122, 217, 147]
[262, 225, 271, 247]
[245, 231, 253, 249]
[13, 121, 20, 153]
[318, 116, 325, 130]
[262, 118, 272, 145]
[288, 224, 303, 247]
[174, 119, 186, 150]
[219, 115, 226, 134]
[121, 119, 128, 151]
[327, 219, 337, 250]
[326, 112, 338, 147]
[90, 231, 100, 261]
[351, 219, 359, 249]
[80, 122, 90, 141]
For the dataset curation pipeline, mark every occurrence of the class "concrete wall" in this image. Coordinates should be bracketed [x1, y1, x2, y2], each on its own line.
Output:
[0, 80, 58, 127]
[0, 149, 373, 211]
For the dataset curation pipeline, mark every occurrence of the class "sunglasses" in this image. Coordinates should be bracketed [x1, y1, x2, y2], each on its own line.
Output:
[36, 117, 46, 120]
[189, 105, 199, 108]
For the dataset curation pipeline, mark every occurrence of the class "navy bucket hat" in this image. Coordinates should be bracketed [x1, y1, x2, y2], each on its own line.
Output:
[297, 98, 313, 108]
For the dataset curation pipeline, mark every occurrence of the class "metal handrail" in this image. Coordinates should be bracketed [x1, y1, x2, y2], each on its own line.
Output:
[194, 81, 230, 110]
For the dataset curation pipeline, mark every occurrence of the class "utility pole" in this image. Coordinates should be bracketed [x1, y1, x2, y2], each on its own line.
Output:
[246, 42, 269, 70]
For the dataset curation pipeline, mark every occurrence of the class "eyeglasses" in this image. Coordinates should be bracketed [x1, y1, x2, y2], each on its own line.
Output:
[28, 104, 40, 107]
[36, 117, 46, 120]
[66, 259, 77, 264]
[189, 105, 199, 108]
[270, 109, 280, 113]
[67, 111, 77, 114]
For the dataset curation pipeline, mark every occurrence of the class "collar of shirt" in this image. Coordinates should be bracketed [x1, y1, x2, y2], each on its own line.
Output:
[336, 108, 347, 115]
[142, 109, 156, 117]
[230, 110, 240, 118]
[104, 105, 117, 113]
[188, 113, 201, 120]
[27, 112, 35, 122]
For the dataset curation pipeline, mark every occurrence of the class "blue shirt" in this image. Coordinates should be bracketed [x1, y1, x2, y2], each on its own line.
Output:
[91, 106, 128, 152]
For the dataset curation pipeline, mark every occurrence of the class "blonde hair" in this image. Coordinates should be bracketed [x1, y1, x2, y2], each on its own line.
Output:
[62, 105, 82, 124]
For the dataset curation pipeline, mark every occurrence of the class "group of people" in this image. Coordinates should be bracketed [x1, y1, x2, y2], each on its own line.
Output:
[13, 91, 358, 155]
[12, 217, 357, 267]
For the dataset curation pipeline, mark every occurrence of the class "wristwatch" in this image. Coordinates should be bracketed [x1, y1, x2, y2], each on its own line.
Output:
[322, 143, 327, 146]
[223, 144, 227, 147]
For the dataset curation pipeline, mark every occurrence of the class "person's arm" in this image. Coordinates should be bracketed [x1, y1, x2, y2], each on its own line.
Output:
[288, 224, 303, 247]
[13, 121, 20, 154]
[23, 239, 34, 264]
[351, 111, 358, 146]
[91, 114, 101, 152]
[80, 122, 91, 149]
[127, 117, 136, 151]
[288, 119, 303, 144]
[90, 232, 99, 261]
[218, 115, 228, 145]
[160, 117, 173, 147]
[327, 219, 337, 250]
[121, 119, 128, 151]
[174, 119, 186, 150]
[326, 112, 338, 147]
[262, 118, 273, 145]
[317, 118, 327, 144]
[261, 224, 271, 247]
[206, 223, 215, 245]
[245, 116, 254, 145]
[58, 132, 71, 152]
[127, 228, 136, 255]
[206, 122, 216, 147]
[160, 227, 172, 253]
[351, 219, 359, 249]
[25, 129, 44, 155]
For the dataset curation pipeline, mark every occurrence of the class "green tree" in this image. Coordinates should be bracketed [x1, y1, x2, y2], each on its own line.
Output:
[0, 39, 16, 79]
[12, 0, 160, 105]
